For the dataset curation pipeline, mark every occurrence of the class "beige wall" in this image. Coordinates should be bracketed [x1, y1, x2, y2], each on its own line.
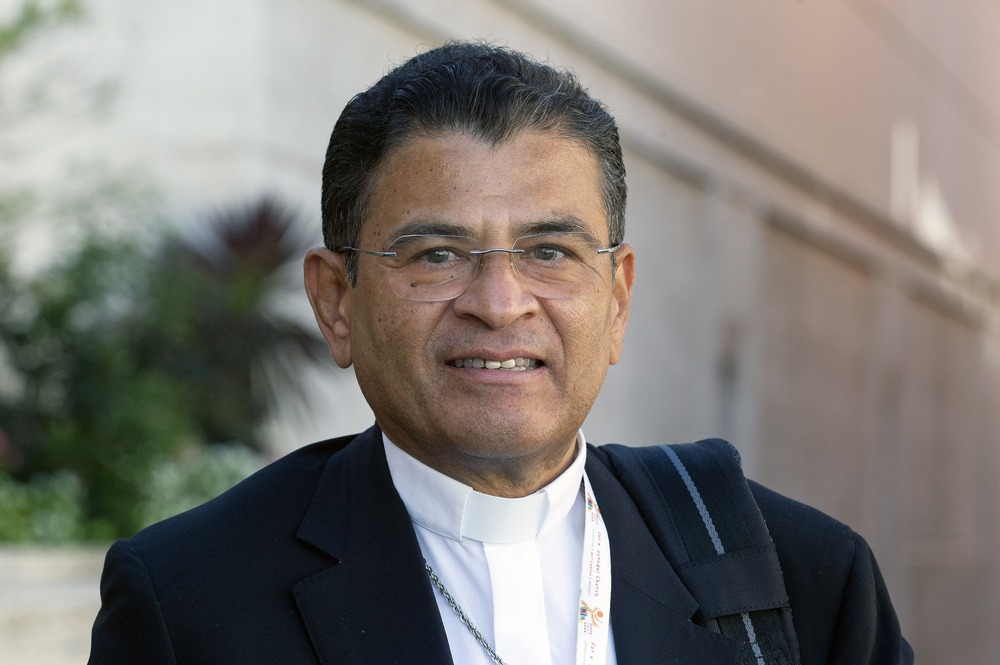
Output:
[3, 0, 999, 662]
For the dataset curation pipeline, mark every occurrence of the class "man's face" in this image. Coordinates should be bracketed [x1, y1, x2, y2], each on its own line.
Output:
[306, 130, 634, 494]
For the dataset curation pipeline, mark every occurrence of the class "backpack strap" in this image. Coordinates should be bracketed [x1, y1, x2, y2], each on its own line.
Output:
[595, 439, 802, 665]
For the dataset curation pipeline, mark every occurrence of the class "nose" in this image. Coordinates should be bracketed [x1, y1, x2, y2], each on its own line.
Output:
[450, 250, 540, 329]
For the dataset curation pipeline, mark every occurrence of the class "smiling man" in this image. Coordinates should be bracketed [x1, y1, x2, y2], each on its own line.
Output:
[89, 42, 912, 665]
[307, 130, 631, 499]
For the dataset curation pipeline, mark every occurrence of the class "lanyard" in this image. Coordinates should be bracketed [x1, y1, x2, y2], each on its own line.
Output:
[576, 473, 612, 665]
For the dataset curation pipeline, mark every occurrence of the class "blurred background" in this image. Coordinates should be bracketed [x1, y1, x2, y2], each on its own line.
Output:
[1, 0, 998, 663]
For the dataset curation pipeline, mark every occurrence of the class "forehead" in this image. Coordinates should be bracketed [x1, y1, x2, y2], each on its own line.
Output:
[362, 130, 608, 245]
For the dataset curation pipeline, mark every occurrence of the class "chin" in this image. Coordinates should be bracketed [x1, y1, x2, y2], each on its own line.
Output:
[452, 420, 576, 459]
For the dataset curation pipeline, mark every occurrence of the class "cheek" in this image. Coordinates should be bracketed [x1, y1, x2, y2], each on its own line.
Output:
[353, 295, 441, 375]
[351, 308, 426, 412]
[557, 301, 615, 370]
[359, 308, 412, 358]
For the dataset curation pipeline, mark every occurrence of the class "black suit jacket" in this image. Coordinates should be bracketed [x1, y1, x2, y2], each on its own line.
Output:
[89, 426, 911, 664]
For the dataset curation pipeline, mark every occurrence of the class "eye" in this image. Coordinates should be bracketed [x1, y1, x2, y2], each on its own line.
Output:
[420, 247, 457, 264]
[516, 233, 594, 264]
[387, 235, 475, 269]
[527, 244, 572, 262]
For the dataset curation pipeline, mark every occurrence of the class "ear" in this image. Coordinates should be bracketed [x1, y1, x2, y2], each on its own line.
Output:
[608, 243, 635, 366]
[304, 247, 354, 368]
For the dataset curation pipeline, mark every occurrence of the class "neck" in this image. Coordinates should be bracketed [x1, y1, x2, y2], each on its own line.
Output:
[459, 456, 574, 498]
[388, 433, 580, 498]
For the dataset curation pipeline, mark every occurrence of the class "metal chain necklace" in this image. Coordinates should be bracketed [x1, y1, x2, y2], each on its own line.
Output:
[424, 560, 509, 665]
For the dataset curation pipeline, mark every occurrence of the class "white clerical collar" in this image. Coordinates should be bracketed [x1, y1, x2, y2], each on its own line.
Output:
[383, 432, 588, 544]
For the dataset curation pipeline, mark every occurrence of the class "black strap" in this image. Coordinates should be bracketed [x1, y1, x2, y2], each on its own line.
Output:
[596, 439, 802, 665]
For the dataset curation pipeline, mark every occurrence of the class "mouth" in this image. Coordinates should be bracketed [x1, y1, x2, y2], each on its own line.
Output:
[449, 357, 542, 371]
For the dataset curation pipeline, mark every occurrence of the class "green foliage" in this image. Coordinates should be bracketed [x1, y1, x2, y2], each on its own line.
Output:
[0, 196, 325, 539]
[138, 199, 328, 451]
[0, 0, 83, 61]
[0, 469, 86, 543]
[135, 444, 263, 528]
[0, 3, 319, 542]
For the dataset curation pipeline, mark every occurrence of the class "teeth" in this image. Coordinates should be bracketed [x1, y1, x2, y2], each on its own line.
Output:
[451, 357, 539, 371]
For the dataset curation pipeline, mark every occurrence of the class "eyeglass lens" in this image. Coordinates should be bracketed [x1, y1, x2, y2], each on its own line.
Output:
[376, 233, 615, 301]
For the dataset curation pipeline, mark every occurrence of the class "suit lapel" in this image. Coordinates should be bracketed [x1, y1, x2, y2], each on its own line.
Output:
[292, 427, 453, 665]
[288, 430, 743, 664]
[586, 453, 744, 665]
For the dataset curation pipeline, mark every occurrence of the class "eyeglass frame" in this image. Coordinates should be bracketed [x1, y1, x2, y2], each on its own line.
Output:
[337, 232, 622, 301]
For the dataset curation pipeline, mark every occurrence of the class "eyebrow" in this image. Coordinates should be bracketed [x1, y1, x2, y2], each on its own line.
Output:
[392, 221, 470, 238]
[518, 216, 597, 239]
[388, 215, 603, 244]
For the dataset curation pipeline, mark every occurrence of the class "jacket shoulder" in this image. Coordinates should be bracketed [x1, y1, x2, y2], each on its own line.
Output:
[749, 480, 856, 555]
[749, 481, 912, 664]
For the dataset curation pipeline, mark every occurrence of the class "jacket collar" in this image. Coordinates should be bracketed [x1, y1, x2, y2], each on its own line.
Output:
[290, 427, 742, 664]
[292, 425, 454, 664]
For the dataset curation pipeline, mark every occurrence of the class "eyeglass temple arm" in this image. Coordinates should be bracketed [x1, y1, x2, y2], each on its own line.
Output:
[338, 246, 398, 257]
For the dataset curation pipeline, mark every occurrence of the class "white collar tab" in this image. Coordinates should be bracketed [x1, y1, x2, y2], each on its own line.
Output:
[383, 432, 588, 544]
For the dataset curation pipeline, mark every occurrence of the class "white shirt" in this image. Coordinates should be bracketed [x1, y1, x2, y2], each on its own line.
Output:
[384, 433, 618, 665]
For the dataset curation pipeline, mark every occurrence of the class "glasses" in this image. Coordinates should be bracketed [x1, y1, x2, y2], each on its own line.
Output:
[339, 232, 620, 301]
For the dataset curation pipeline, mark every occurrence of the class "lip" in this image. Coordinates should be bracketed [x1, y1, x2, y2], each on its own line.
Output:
[444, 350, 547, 382]
[450, 357, 539, 369]
[445, 349, 544, 366]
[445, 363, 547, 389]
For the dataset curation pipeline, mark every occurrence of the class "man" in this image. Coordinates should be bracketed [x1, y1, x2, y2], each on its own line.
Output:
[89, 42, 912, 664]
